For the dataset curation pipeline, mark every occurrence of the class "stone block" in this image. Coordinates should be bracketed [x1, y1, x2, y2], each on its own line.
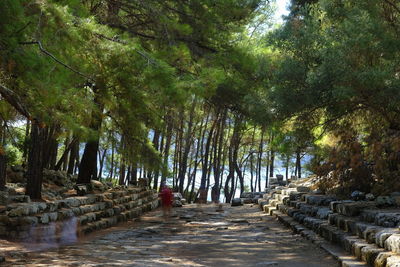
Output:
[375, 252, 396, 267]
[375, 229, 400, 248]
[8, 205, 30, 217]
[231, 198, 243, 206]
[296, 186, 311, 193]
[336, 201, 376, 216]
[386, 255, 400, 267]
[242, 198, 253, 204]
[361, 245, 385, 265]
[385, 234, 400, 253]
[376, 196, 396, 207]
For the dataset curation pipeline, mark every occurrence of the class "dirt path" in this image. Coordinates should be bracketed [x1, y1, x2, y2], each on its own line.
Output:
[2, 204, 337, 266]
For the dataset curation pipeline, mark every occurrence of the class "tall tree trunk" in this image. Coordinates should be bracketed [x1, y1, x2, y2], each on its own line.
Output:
[67, 136, 79, 175]
[257, 129, 264, 192]
[211, 109, 226, 203]
[188, 107, 210, 202]
[26, 120, 46, 200]
[265, 150, 270, 188]
[55, 137, 78, 171]
[269, 149, 275, 178]
[0, 121, 6, 191]
[131, 163, 138, 185]
[160, 113, 173, 189]
[61, 134, 70, 171]
[108, 141, 115, 180]
[22, 119, 30, 165]
[178, 99, 197, 193]
[98, 148, 107, 179]
[77, 86, 104, 184]
[199, 112, 218, 202]
[286, 155, 290, 181]
[153, 129, 164, 190]
[296, 149, 302, 179]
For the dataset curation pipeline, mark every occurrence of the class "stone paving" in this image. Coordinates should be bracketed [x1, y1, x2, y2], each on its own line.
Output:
[1, 204, 338, 266]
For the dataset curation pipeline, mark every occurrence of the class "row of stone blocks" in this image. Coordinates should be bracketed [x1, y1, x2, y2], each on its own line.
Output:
[260, 188, 400, 267]
[0, 187, 159, 241]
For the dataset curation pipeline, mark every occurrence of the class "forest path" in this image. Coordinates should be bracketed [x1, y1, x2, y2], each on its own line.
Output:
[3, 204, 337, 266]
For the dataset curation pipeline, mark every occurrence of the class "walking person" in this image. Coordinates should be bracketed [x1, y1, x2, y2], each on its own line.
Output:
[159, 183, 173, 219]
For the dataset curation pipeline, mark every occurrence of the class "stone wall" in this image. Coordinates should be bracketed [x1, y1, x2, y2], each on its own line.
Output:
[0, 187, 159, 243]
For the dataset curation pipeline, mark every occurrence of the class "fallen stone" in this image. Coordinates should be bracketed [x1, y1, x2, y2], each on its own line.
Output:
[231, 198, 243, 206]
[351, 191, 365, 201]
[365, 193, 375, 201]
[172, 200, 182, 207]
[296, 186, 311, 193]
[376, 196, 396, 207]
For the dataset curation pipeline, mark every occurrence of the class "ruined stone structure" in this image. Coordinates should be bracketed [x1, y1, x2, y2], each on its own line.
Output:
[0, 187, 159, 243]
[257, 183, 400, 267]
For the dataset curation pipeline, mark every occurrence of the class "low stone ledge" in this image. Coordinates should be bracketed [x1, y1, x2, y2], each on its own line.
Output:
[0, 186, 158, 240]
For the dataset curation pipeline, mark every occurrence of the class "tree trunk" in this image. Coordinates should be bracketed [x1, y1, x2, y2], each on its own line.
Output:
[160, 113, 173, 189]
[108, 141, 115, 180]
[199, 112, 218, 202]
[286, 155, 290, 180]
[67, 136, 79, 175]
[77, 86, 104, 184]
[178, 99, 197, 193]
[26, 120, 46, 200]
[22, 119, 30, 165]
[296, 149, 302, 179]
[269, 150, 275, 178]
[131, 163, 138, 185]
[257, 129, 264, 192]
[98, 148, 107, 179]
[0, 122, 6, 190]
[153, 129, 164, 190]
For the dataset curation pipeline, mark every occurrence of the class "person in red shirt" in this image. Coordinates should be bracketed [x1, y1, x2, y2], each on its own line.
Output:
[159, 184, 173, 219]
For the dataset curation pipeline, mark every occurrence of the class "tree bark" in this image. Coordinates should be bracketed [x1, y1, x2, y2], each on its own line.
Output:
[178, 99, 196, 193]
[77, 87, 104, 184]
[26, 120, 46, 200]
[199, 112, 218, 202]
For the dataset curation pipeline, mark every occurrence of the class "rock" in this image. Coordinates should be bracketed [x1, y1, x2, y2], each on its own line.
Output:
[91, 180, 106, 192]
[336, 201, 376, 216]
[243, 198, 253, 204]
[0, 191, 8, 205]
[385, 234, 400, 253]
[231, 198, 243, 206]
[172, 200, 182, 207]
[8, 205, 30, 217]
[296, 186, 311, 193]
[365, 193, 375, 201]
[181, 198, 187, 205]
[137, 178, 148, 187]
[386, 255, 400, 267]
[241, 192, 253, 198]
[173, 192, 183, 200]
[74, 184, 89, 196]
[351, 190, 365, 201]
[376, 196, 396, 207]
[0, 256, 4, 263]
[312, 189, 323, 194]
[9, 195, 30, 203]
